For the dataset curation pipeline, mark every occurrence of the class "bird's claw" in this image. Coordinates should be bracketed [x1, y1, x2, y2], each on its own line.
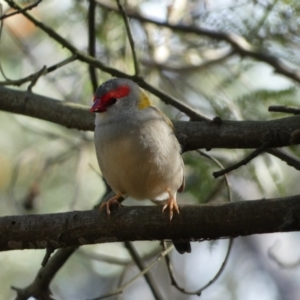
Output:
[162, 192, 179, 221]
[99, 194, 122, 215]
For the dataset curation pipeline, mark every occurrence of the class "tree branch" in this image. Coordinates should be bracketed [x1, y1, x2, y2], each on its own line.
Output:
[0, 86, 94, 130]
[91, 246, 173, 300]
[1, 195, 300, 251]
[4, 0, 207, 121]
[124, 242, 163, 300]
[96, 0, 300, 84]
[12, 247, 76, 300]
[163, 238, 233, 295]
[116, 0, 140, 77]
[1, 86, 300, 151]
[269, 105, 300, 115]
[0, 0, 42, 21]
[0, 55, 77, 86]
[267, 148, 300, 171]
[213, 143, 269, 178]
[88, 0, 98, 92]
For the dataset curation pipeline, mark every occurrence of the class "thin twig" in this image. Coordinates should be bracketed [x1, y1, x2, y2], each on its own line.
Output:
[116, 0, 140, 77]
[88, 0, 98, 92]
[0, 55, 77, 86]
[90, 246, 173, 300]
[27, 66, 46, 91]
[78, 244, 161, 266]
[41, 248, 55, 267]
[267, 148, 300, 171]
[0, 0, 42, 21]
[213, 143, 269, 178]
[198, 239, 233, 293]
[96, 0, 300, 85]
[3, 24, 70, 99]
[12, 247, 77, 300]
[3, 0, 207, 121]
[124, 242, 164, 300]
[115, 266, 128, 295]
[268, 105, 300, 115]
[164, 238, 233, 296]
[138, 78, 209, 121]
[198, 150, 232, 203]
[79, 250, 128, 265]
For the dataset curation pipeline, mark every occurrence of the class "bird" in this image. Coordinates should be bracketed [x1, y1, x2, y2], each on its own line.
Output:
[90, 78, 191, 254]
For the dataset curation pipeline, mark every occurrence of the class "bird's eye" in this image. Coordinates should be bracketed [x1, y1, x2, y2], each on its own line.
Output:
[108, 98, 117, 107]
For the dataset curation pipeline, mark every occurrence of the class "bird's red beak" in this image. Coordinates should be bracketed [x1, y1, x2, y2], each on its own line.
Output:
[90, 97, 106, 113]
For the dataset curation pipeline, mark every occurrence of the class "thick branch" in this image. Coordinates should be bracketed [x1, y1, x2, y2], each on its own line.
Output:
[1, 87, 300, 151]
[0, 86, 94, 131]
[1, 196, 300, 251]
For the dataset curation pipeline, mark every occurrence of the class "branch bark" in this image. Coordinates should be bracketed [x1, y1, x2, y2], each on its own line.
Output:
[1, 196, 300, 251]
[1, 86, 300, 151]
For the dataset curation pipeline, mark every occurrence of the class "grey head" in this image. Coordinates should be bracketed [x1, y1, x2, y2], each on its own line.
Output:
[91, 78, 142, 115]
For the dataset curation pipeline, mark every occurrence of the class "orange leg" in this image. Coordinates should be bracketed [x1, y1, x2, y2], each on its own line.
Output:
[99, 192, 123, 215]
[162, 189, 179, 220]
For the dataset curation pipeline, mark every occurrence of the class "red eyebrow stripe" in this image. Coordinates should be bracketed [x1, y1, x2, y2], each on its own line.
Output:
[94, 85, 130, 103]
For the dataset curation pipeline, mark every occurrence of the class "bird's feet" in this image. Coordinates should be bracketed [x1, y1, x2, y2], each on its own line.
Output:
[99, 192, 122, 215]
[162, 189, 179, 220]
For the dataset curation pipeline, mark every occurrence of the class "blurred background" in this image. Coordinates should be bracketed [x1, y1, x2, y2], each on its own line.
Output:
[1, 0, 300, 299]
